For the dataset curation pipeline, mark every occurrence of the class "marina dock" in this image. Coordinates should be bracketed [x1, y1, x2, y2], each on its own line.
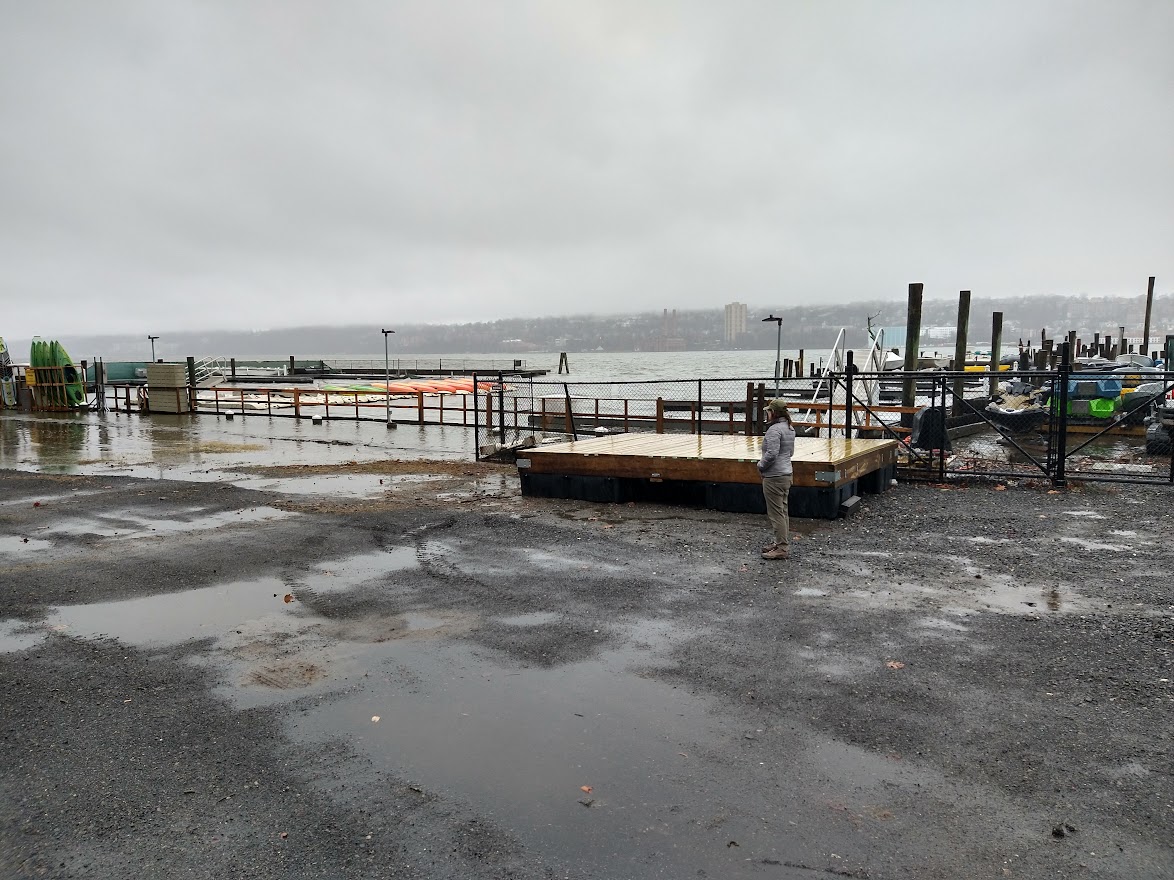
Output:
[517, 433, 899, 518]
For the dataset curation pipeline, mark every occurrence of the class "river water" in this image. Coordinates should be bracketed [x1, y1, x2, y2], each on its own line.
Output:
[325, 345, 1013, 384]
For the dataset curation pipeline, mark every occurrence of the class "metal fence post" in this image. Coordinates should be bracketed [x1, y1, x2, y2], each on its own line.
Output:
[498, 371, 506, 445]
[473, 372, 480, 460]
[844, 351, 854, 439]
[938, 374, 948, 481]
[697, 379, 703, 436]
[1053, 343, 1071, 487]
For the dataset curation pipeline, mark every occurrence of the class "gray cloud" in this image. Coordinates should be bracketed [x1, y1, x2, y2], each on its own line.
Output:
[2, 0, 1172, 338]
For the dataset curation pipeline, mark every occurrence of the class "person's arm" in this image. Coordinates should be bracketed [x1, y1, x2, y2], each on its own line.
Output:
[779, 425, 795, 462]
[758, 424, 780, 472]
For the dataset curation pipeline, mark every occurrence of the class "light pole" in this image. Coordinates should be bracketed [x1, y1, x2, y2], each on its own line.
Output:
[148, 335, 159, 363]
[381, 329, 396, 427]
[762, 315, 783, 396]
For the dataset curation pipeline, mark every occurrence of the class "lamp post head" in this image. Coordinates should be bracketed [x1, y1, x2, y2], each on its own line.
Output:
[761, 315, 782, 324]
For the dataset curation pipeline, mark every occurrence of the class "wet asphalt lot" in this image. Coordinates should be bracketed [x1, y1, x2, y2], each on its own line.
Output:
[1, 421, 1172, 878]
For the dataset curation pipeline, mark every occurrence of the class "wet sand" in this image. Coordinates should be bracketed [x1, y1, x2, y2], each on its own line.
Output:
[1, 412, 1172, 879]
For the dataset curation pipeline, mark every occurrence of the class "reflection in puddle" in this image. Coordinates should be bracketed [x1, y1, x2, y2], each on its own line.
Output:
[231, 474, 395, 497]
[47, 577, 294, 646]
[0, 619, 48, 653]
[41, 506, 291, 540]
[308, 547, 420, 592]
[0, 535, 53, 553]
[288, 640, 760, 878]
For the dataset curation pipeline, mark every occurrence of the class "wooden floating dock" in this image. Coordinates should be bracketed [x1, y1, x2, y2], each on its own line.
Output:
[517, 433, 899, 519]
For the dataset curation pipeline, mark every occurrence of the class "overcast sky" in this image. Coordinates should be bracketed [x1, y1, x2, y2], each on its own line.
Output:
[2, 1, 1172, 338]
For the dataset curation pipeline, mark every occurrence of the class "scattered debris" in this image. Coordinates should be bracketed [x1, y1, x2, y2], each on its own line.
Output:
[885, 660, 905, 670]
[371, 715, 380, 723]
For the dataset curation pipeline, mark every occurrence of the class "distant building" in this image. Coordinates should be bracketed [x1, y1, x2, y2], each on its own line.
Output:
[657, 309, 687, 351]
[723, 302, 747, 343]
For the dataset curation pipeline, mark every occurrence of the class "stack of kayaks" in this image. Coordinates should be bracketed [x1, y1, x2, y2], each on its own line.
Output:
[319, 378, 500, 395]
[29, 338, 86, 407]
[0, 337, 15, 408]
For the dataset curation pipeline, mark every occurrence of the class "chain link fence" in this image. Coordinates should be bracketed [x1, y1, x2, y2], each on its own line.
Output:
[473, 367, 1174, 487]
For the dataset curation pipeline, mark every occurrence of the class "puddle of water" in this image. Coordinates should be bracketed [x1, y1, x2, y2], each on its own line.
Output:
[307, 547, 420, 592]
[434, 473, 516, 500]
[288, 639, 781, 877]
[499, 611, 562, 626]
[47, 577, 296, 646]
[794, 587, 828, 597]
[40, 506, 291, 540]
[231, 474, 396, 497]
[0, 535, 54, 553]
[1108, 529, 1139, 538]
[0, 490, 107, 507]
[0, 412, 474, 480]
[520, 548, 625, 573]
[1056, 537, 1129, 552]
[1063, 510, 1106, 519]
[0, 619, 48, 653]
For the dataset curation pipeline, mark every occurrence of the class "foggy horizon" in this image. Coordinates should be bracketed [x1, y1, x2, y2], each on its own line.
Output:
[3, 2, 1173, 339]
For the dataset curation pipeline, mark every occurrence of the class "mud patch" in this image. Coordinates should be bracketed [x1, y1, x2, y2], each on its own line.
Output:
[248, 661, 327, 689]
[197, 441, 268, 454]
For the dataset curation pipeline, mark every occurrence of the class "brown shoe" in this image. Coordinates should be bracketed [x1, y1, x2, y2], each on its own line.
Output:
[761, 542, 778, 554]
[761, 546, 789, 560]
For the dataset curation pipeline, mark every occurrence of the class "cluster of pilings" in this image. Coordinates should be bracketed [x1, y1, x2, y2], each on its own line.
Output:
[901, 276, 1166, 421]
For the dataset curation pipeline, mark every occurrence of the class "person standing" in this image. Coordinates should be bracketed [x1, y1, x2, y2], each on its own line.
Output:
[758, 399, 795, 560]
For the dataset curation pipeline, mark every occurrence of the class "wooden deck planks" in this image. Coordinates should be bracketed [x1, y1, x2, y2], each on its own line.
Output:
[524, 433, 898, 488]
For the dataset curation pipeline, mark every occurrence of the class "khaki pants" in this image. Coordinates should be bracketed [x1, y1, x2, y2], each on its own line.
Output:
[762, 475, 792, 547]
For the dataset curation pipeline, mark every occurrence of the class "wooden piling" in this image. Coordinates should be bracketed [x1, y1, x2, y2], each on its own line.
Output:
[1143, 276, 1155, 358]
[989, 312, 1003, 397]
[952, 290, 970, 416]
[902, 283, 923, 426]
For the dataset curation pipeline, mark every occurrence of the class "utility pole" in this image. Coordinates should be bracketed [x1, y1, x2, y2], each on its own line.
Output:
[381, 329, 396, 428]
[761, 314, 783, 396]
[148, 335, 159, 363]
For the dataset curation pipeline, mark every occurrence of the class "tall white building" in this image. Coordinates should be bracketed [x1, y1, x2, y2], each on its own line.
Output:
[723, 302, 747, 344]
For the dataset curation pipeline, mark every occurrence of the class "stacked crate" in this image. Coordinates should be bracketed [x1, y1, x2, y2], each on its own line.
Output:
[146, 363, 190, 413]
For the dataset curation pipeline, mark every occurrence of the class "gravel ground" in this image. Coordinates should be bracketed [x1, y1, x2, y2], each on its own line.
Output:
[0, 465, 1171, 879]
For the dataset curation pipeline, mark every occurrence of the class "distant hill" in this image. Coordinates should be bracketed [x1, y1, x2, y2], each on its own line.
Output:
[8, 293, 1171, 362]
